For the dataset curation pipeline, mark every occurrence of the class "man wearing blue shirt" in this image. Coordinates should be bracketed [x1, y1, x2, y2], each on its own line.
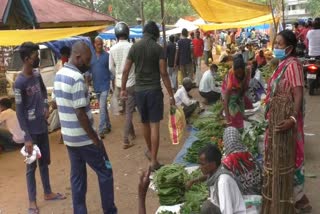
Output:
[89, 37, 113, 139]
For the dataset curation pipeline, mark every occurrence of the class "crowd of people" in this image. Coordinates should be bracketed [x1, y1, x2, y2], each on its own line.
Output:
[0, 17, 319, 214]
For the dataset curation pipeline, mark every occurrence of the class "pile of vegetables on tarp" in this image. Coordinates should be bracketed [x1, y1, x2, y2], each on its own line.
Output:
[154, 164, 188, 206]
[184, 101, 226, 163]
[180, 169, 208, 214]
[215, 63, 231, 82]
[154, 165, 208, 214]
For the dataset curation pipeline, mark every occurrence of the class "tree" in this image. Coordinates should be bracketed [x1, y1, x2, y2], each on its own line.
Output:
[306, 0, 320, 18]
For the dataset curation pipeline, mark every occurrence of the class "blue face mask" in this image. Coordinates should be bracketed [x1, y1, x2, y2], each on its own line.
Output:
[273, 46, 290, 60]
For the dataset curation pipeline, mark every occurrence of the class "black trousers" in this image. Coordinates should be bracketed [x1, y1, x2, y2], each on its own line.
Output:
[200, 91, 221, 104]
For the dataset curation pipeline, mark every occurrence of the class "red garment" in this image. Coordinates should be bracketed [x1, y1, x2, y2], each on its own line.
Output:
[255, 55, 267, 67]
[192, 38, 204, 57]
[61, 56, 69, 65]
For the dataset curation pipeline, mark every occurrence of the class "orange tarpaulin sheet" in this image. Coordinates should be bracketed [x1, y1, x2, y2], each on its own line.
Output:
[189, 0, 271, 23]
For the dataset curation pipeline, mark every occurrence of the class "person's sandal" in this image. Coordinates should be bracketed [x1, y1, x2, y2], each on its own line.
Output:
[28, 208, 39, 214]
[296, 204, 312, 213]
[123, 142, 134, 149]
[150, 163, 164, 172]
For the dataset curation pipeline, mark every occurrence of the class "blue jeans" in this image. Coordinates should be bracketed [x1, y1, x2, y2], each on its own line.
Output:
[67, 144, 117, 214]
[27, 133, 52, 202]
[97, 91, 111, 134]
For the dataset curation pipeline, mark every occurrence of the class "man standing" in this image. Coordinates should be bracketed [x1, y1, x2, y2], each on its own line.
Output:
[121, 21, 175, 171]
[192, 30, 204, 86]
[109, 22, 136, 149]
[88, 37, 113, 139]
[14, 42, 66, 214]
[166, 35, 177, 91]
[54, 42, 117, 214]
[203, 33, 212, 66]
[175, 28, 194, 80]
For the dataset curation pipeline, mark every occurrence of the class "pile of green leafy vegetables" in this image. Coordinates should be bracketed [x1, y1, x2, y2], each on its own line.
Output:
[154, 164, 188, 206]
[185, 101, 225, 163]
[180, 169, 209, 214]
[242, 120, 268, 157]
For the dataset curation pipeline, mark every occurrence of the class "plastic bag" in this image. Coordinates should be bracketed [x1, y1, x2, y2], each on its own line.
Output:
[20, 145, 41, 164]
[168, 107, 186, 145]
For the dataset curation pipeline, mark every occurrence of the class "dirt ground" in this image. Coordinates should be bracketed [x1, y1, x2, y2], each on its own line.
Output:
[1, 67, 320, 214]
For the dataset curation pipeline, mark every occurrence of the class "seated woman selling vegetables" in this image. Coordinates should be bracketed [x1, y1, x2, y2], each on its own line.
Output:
[222, 127, 262, 195]
[186, 144, 246, 214]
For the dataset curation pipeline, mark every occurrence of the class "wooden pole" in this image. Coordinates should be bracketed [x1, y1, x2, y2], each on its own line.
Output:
[269, 0, 279, 50]
[160, 0, 167, 48]
[282, 0, 285, 29]
[141, 0, 145, 26]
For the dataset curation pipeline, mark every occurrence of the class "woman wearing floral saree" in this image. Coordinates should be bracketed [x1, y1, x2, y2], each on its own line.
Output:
[264, 30, 311, 213]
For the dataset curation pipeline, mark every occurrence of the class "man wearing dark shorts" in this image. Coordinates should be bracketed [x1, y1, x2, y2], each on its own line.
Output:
[121, 21, 175, 171]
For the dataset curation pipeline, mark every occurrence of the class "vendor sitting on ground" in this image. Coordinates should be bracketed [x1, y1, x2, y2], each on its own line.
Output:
[174, 77, 199, 119]
[199, 64, 221, 104]
[222, 127, 262, 195]
[186, 144, 246, 214]
[0, 98, 24, 152]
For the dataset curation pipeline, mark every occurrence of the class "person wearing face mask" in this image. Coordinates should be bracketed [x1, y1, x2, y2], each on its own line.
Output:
[264, 30, 312, 213]
[54, 42, 117, 214]
[14, 42, 66, 214]
[221, 54, 251, 130]
[174, 77, 199, 119]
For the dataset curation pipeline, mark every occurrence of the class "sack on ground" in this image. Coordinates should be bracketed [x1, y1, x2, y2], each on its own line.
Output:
[168, 107, 186, 145]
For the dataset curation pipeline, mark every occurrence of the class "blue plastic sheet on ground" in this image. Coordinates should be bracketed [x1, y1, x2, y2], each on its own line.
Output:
[173, 126, 199, 167]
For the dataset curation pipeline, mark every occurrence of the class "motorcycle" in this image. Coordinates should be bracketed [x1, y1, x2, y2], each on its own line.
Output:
[304, 57, 320, 95]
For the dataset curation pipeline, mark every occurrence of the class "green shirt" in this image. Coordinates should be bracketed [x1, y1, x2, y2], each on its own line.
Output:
[127, 34, 165, 92]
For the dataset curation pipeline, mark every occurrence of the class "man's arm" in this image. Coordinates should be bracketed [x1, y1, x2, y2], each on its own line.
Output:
[75, 107, 100, 145]
[14, 83, 32, 154]
[159, 58, 175, 105]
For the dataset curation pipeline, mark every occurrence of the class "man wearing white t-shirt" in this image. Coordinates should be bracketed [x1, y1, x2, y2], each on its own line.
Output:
[306, 18, 320, 57]
[199, 64, 221, 104]
[0, 98, 24, 152]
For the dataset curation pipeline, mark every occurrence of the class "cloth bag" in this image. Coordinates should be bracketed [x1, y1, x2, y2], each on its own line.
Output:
[168, 106, 186, 145]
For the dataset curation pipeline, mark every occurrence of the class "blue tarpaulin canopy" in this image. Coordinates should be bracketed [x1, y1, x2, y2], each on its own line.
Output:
[99, 26, 143, 40]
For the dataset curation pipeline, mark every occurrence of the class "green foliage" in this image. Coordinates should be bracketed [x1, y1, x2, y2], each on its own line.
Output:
[65, 0, 195, 25]
[306, 0, 320, 18]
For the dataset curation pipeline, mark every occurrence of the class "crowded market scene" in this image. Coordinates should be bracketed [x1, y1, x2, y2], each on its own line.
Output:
[0, 0, 319, 213]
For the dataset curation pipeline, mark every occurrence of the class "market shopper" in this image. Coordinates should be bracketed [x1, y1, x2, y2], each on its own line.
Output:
[88, 36, 113, 139]
[306, 17, 320, 57]
[187, 144, 246, 214]
[222, 127, 262, 195]
[192, 30, 204, 86]
[175, 28, 194, 80]
[203, 33, 213, 66]
[109, 22, 136, 149]
[121, 21, 175, 171]
[264, 30, 311, 213]
[255, 50, 267, 68]
[54, 41, 117, 214]
[222, 54, 250, 130]
[167, 35, 177, 91]
[199, 64, 221, 104]
[174, 77, 199, 119]
[14, 42, 66, 214]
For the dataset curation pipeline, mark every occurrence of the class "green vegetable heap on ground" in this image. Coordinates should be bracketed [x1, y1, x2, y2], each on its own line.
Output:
[185, 101, 225, 163]
[242, 120, 268, 157]
[180, 169, 209, 214]
[154, 164, 188, 206]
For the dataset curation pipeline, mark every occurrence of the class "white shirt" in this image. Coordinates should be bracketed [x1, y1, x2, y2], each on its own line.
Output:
[209, 174, 246, 214]
[307, 29, 320, 57]
[204, 37, 212, 51]
[174, 87, 197, 107]
[0, 109, 25, 143]
[199, 70, 221, 93]
[109, 40, 135, 88]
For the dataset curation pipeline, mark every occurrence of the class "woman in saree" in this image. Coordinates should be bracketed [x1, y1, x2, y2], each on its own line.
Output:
[222, 54, 251, 130]
[264, 30, 311, 213]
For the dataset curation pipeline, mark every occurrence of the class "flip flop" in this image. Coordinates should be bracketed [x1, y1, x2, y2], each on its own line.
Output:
[123, 143, 134, 150]
[45, 193, 66, 201]
[28, 208, 39, 214]
[144, 149, 151, 161]
[150, 163, 164, 172]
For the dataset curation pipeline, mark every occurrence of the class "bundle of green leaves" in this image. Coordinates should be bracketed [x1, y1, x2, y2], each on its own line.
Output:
[154, 164, 188, 206]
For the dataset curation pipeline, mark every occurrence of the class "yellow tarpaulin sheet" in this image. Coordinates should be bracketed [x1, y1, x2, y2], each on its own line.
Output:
[189, 0, 271, 23]
[199, 14, 279, 31]
[0, 25, 106, 46]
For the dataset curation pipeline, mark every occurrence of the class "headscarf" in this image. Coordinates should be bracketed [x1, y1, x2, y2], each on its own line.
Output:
[223, 127, 247, 155]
